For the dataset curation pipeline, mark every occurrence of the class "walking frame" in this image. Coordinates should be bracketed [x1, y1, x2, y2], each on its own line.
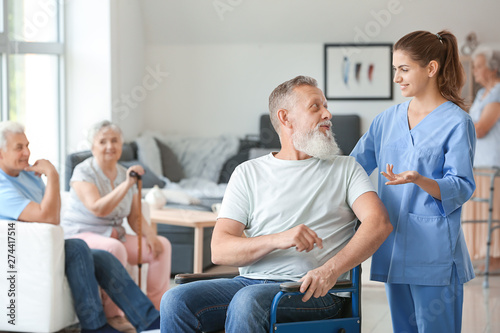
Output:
[462, 167, 500, 288]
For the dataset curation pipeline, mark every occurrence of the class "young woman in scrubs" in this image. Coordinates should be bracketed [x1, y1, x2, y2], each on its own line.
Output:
[351, 30, 476, 333]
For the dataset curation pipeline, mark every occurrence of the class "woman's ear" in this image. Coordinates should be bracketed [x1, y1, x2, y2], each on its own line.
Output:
[428, 60, 439, 77]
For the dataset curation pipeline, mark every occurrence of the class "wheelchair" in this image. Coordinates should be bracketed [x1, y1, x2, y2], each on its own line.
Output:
[174, 265, 361, 333]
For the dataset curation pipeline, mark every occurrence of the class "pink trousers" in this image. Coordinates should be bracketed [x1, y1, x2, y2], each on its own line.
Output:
[71, 232, 171, 317]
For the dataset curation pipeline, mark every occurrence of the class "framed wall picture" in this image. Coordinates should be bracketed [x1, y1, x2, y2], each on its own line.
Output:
[324, 43, 393, 100]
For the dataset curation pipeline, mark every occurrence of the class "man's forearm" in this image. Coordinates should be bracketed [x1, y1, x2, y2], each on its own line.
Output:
[211, 233, 277, 267]
[40, 171, 61, 223]
[323, 215, 392, 277]
[212, 220, 323, 267]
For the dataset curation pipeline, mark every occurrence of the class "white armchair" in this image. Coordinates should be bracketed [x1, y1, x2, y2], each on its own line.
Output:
[0, 195, 152, 332]
[0, 220, 78, 332]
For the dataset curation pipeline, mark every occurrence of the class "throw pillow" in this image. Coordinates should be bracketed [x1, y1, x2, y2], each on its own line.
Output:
[155, 138, 185, 182]
[119, 160, 166, 189]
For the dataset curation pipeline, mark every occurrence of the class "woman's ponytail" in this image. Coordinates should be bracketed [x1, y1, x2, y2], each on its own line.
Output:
[436, 30, 466, 110]
[394, 30, 466, 110]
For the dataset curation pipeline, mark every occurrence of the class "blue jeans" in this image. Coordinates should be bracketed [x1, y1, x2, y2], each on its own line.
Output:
[160, 276, 348, 333]
[64, 239, 159, 331]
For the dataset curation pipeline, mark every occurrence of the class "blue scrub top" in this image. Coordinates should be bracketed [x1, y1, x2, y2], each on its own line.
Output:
[351, 100, 476, 286]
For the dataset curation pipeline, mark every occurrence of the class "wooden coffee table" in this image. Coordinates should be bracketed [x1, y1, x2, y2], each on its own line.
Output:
[150, 207, 218, 273]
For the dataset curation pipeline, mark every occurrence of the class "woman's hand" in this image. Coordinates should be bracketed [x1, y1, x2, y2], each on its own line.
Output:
[125, 165, 145, 186]
[145, 233, 164, 258]
[381, 164, 420, 185]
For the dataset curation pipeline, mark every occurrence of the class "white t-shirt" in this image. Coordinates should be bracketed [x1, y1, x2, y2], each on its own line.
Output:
[218, 153, 375, 281]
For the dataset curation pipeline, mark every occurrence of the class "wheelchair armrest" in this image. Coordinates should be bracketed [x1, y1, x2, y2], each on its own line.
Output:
[174, 272, 239, 284]
[279, 278, 352, 293]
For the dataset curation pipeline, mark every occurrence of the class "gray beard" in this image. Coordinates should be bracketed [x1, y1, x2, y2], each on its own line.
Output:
[292, 124, 341, 161]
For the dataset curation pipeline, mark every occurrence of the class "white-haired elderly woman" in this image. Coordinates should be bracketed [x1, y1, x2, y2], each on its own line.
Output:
[62, 120, 171, 320]
[462, 47, 500, 274]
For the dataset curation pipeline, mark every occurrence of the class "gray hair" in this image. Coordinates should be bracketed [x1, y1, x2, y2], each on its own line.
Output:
[473, 47, 500, 77]
[268, 76, 318, 134]
[0, 121, 25, 150]
[87, 120, 123, 145]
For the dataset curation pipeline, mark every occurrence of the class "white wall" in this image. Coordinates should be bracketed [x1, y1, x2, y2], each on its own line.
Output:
[144, 43, 402, 137]
[65, 0, 112, 152]
[137, 0, 500, 137]
[110, 0, 146, 142]
[65, 0, 145, 153]
[65, 0, 500, 147]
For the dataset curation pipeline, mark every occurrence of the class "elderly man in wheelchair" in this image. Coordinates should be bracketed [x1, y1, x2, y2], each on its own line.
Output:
[160, 76, 392, 333]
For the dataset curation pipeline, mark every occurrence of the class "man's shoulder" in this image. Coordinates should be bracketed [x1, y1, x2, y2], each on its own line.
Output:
[0, 170, 43, 220]
[330, 154, 356, 164]
[323, 155, 358, 169]
[0, 170, 40, 186]
[238, 154, 358, 170]
[237, 153, 273, 169]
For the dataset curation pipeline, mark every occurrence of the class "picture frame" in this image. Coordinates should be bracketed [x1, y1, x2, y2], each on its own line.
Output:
[324, 43, 393, 100]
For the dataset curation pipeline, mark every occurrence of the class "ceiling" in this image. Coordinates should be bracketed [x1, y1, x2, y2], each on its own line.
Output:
[140, 0, 370, 44]
[139, 0, 500, 46]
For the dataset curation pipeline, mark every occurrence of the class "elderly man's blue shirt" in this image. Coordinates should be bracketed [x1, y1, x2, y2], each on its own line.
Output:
[0, 169, 45, 220]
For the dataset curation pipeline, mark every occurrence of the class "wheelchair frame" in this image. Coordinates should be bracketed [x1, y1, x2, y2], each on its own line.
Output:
[174, 265, 362, 333]
[269, 265, 361, 333]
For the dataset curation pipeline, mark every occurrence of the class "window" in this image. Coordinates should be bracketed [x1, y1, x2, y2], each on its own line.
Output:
[0, 0, 64, 171]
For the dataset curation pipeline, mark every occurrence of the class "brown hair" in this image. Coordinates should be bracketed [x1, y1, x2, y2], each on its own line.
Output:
[394, 30, 466, 110]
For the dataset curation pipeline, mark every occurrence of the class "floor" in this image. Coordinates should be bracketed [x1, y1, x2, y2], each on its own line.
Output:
[360, 257, 500, 333]
[194, 257, 500, 333]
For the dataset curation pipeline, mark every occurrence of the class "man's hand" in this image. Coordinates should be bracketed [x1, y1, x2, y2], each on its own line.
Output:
[275, 224, 323, 252]
[298, 265, 340, 302]
[18, 159, 61, 224]
[25, 159, 57, 178]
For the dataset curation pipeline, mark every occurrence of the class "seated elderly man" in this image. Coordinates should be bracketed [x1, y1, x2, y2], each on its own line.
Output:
[160, 75, 393, 333]
[0, 121, 160, 333]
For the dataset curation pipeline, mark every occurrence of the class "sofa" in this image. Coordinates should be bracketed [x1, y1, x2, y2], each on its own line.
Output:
[0, 194, 153, 332]
[64, 113, 361, 274]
